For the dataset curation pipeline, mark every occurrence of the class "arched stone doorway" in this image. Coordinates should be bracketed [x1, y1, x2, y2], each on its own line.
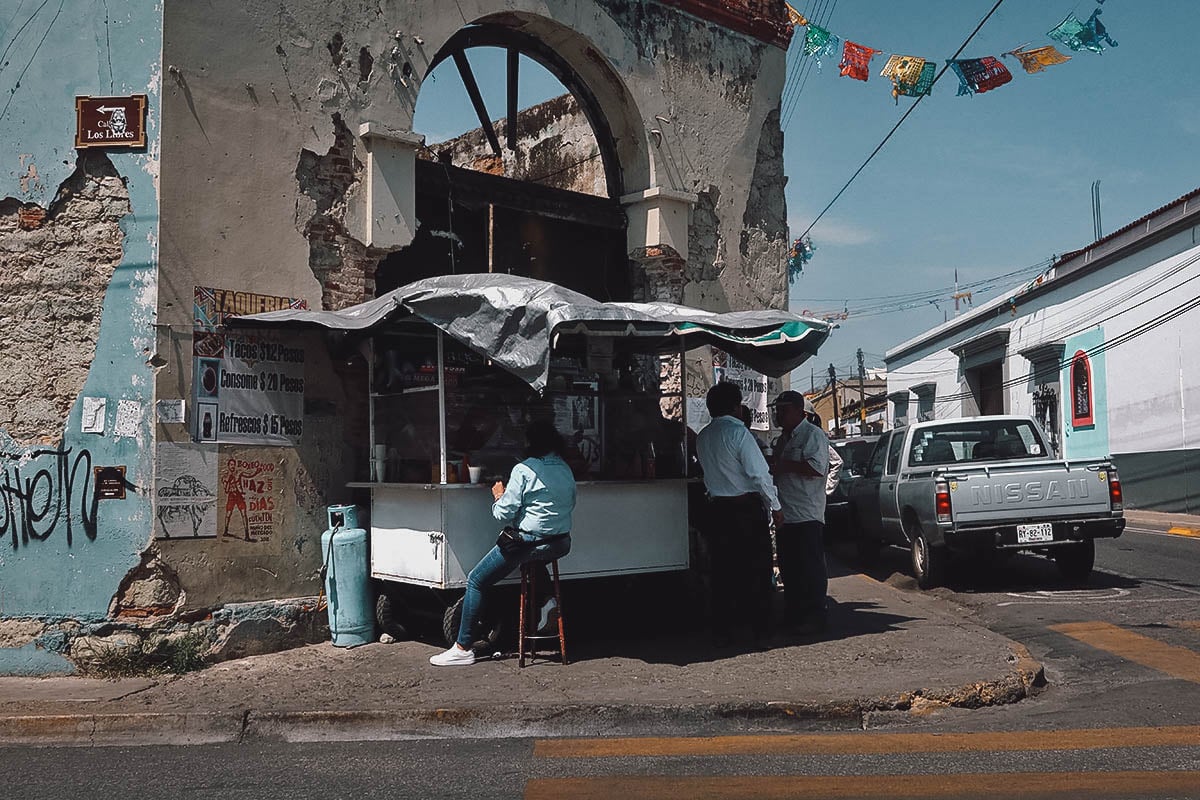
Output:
[376, 19, 637, 302]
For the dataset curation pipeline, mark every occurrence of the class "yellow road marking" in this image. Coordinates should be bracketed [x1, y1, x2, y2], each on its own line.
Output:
[1052, 621, 1200, 683]
[533, 725, 1200, 759]
[524, 772, 1200, 799]
[1167, 526, 1200, 538]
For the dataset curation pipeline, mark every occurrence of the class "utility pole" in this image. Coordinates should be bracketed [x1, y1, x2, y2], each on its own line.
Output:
[857, 348, 866, 431]
[952, 268, 972, 316]
[828, 363, 840, 433]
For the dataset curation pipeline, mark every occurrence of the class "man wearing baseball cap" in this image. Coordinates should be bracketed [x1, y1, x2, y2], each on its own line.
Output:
[769, 390, 833, 634]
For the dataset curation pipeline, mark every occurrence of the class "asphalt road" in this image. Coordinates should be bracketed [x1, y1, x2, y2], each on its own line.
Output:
[833, 518, 1200, 734]
[3, 520, 1197, 798]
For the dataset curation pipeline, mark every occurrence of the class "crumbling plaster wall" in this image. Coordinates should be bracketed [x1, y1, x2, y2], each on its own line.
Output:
[0, 0, 162, 673]
[157, 0, 787, 604]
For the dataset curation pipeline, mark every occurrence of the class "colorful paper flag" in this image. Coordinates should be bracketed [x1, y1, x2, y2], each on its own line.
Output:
[1047, 8, 1118, 53]
[840, 41, 881, 81]
[802, 24, 841, 70]
[787, 236, 815, 281]
[785, 3, 808, 27]
[880, 54, 935, 102]
[1003, 44, 1071, 74]
[947, 57, 1012, 96]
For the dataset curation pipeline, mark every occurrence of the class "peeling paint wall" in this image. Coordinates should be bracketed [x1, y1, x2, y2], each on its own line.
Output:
[0, 0, 162, 672]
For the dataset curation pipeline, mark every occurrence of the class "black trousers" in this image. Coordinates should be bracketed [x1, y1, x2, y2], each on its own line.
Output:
[705, 495, 774, 638]
[776, 520, 827, 624]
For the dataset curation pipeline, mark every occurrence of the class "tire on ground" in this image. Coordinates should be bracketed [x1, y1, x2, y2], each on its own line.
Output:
[375, 590, 409, 641]
[1054, 539, 1095, 584]
[909, 520, 946, 589]
[442, 595, 506, 653]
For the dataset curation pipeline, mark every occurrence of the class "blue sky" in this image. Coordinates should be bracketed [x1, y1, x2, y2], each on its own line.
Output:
[414, 2, 1199, 383]
[783, 0, 1198, 381]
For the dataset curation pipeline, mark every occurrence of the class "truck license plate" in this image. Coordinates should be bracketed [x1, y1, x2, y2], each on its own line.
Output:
[1017, 523, 1054, 544]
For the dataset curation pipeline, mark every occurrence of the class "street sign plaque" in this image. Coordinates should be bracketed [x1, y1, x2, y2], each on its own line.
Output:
[75, 95, 147, 149]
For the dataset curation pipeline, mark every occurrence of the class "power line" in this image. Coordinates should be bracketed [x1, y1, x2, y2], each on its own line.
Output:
[797, 0, 1007, 242]
[791, 257, 1052, 320]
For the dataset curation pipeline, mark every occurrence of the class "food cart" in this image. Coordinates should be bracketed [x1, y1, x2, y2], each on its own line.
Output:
[235, 274, 829, 645]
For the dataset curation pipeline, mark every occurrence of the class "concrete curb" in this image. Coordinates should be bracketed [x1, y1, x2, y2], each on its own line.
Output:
[0, 647, 1045, 746]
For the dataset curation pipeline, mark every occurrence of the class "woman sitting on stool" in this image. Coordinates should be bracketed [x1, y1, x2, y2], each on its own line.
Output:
[430, 420, 576, 666]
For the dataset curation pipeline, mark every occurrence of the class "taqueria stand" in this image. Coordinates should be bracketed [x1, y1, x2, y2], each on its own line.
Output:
[234, 274, 829, 642]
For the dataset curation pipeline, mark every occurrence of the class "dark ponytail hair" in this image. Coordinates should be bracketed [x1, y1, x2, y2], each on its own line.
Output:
[525, 419, 566, 458]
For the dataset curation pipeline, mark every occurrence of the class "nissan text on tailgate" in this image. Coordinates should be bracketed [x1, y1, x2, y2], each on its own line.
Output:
[848, 416, 1125, 588]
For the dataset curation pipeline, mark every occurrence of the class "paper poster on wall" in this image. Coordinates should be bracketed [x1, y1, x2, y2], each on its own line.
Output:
[216, 450, 285, 548]
[686, 397, 711, 433]
[713, 351, 769, 430]
[193, 286, 308, 446]
[82, 397, 107, 434]
[156, 399, 186, 424]
[114, 399, 143, 438]
[155, 443, 218, 538]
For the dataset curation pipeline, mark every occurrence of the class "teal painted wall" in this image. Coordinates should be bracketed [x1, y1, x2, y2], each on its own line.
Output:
[0, 2, 161, 668]
[1061, 327, 1109, 460]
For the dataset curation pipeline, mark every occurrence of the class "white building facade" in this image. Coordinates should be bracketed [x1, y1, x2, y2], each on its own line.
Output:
[885, 189, 1200, 513]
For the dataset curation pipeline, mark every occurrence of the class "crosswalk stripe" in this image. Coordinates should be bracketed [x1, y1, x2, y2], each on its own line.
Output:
[524, 771, 1200, 799]
[533, 725, 1200, 759]
[1051, 621, 1200, 683]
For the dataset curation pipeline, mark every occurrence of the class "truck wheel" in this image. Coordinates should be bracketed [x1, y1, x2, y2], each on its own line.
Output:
[375, 590, 409, 641]
[443, 595, 506, 654]
[1054, 540, 1095, 584]
[910, 525, 946, 589]
[852, 507, 880, 563]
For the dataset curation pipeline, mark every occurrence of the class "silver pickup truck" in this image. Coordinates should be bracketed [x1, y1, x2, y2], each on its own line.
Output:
[847, 415, 1125, 588]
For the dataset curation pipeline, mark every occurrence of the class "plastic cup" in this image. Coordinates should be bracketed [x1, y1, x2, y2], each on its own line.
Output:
[468, 466, 483, 484]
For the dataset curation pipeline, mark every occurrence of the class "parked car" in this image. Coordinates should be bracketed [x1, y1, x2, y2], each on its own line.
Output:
[847, 416, 1125, 588]
[825, 434, 880, 543]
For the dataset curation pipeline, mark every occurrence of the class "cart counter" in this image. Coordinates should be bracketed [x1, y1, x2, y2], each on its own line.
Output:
[348, 480, 689, 589]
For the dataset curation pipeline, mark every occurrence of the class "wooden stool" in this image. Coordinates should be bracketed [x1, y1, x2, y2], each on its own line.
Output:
[518, 558, 567, 667]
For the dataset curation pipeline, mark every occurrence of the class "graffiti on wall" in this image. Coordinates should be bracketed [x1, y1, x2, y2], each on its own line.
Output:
[0, 444, 97, 550]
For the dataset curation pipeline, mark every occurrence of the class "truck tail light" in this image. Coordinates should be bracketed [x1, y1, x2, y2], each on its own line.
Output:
[935, 480, 952, 524]
[1108, 468, 1123, 512]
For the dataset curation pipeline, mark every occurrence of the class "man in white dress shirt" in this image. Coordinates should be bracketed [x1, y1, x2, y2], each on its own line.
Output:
[696, 382, 783, 647]
[770, 391, 837, 634]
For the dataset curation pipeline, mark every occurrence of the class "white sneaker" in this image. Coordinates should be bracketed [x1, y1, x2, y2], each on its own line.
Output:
[537, 597, 559, 635]
[429, 644, 475, 666]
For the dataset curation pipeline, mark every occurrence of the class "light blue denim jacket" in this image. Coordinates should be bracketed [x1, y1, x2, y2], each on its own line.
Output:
[492, 454, 576, 536]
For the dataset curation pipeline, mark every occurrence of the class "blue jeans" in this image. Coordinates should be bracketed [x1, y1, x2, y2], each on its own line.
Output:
[456, 533, 570, 649]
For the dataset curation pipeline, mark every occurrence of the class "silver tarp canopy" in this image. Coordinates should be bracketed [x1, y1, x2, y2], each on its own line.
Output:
[231, 274, 830, 392]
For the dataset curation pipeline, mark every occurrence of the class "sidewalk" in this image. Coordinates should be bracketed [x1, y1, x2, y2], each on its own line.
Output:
[1124, 508, 1200, 536]
[0, 566, 1043, 746]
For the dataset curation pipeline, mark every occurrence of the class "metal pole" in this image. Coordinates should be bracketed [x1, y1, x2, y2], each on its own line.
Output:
[437, 330, 447, 484]
[368, 338, 376, 481]
[828, 363, 840, 433]
[679, 340, 688, 472]
[857, 348, 867, 430]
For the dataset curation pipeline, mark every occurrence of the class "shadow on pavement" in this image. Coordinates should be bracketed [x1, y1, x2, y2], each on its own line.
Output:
[825, 538, 1145, 596]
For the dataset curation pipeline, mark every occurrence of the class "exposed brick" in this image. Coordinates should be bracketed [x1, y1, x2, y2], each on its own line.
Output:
[0, 152, 129, 444]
